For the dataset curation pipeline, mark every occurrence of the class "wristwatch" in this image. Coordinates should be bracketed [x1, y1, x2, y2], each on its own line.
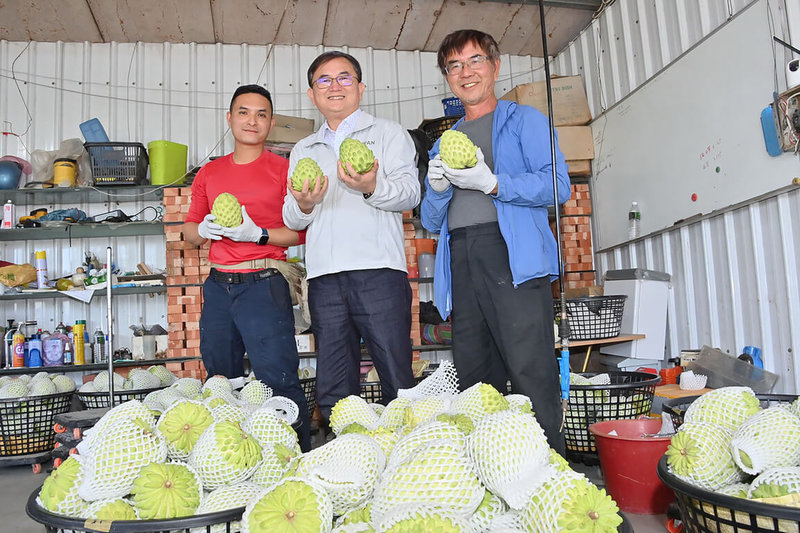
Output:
[256, 228, 269, 246]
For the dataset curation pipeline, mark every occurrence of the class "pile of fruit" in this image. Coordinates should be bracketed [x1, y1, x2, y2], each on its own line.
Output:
[665, 386, 800, 529]
[76, 366, 178, 395]
[0, 372, 76, 398]
[34, 362, 622, 532]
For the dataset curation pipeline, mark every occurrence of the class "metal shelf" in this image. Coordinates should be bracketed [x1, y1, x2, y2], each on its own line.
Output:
[298, 344, 451, 359]
[0, 356, 201, 376]
[4, 185, 165, 205]
[0, 285, 167, 301]
[0, 221, 165, 241]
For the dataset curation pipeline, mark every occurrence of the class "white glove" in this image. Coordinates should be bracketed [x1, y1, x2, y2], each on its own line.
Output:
[442, 147, 498, 195]
[427, 155, 451, 193]
[222, 205, 263, 243]
[198, 214, 224, 241]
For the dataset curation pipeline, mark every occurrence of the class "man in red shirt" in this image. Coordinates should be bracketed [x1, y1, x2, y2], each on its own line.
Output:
[184, 85, 310, 451]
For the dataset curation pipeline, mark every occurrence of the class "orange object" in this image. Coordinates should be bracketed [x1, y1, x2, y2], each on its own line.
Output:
[415, 238, 435, 255]
[659, 366, 682, 385]
[407, 265, 419, 279]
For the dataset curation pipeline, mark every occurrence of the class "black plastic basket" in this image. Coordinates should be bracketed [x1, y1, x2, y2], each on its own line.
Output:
[77, 387, 163, 409]
[359, 373, 429, 405]
[300, 377, 316, 419]
[553, 295, 627, 340]
[657, 456, 800, 533]
[419, 116, 461, 146]
[26, 486, 244, 532]
[564, 371, 661, 464]
[662, 393, 796, 429]
[85, 142, 149, 186]
[0, 392, 73, 456]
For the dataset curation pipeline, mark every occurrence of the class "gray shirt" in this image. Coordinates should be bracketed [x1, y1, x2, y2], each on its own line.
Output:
[448, 111, 498, 230]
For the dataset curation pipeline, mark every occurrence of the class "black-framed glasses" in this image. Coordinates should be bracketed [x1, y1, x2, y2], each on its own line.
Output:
[445, 55, 491, 75]
[313, 74, 358, 89]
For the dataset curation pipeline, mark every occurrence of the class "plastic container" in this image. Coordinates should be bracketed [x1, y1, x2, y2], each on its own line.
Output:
[442, 96, 466, 116]
[659, 365, 682, 385]
[147, 140, 188, 185]
[93, 327, 106, 364]
[662, 393, 795, 429]
[688, 345, 778, 393]
[415, 238, 436, 255]
[84, 142, 149, 186]
[628, 201, 641, 239]
[589, 418, 674, 514]
[52, 158, 77, 187]
[79, 118, 110, 143]
[1, 392, 73, 456]
[27, 332, 43, 367]
[553, 295, 628, 340]
[72, 321, 86, 365]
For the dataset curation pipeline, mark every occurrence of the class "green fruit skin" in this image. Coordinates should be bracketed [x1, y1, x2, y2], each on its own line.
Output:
[339, 138, 375, 176]
[439, 130, 478, 169]
[211, 193, 243, 227]
[291, 158, 322, 191]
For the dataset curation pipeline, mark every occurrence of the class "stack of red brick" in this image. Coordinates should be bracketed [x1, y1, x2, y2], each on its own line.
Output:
[556, 183, 595, 290]
[402, 211, 422, 359]
[162, 187, 209, 379]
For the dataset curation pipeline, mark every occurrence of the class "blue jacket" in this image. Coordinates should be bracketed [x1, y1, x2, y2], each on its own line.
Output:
[420, 99, 571, 319]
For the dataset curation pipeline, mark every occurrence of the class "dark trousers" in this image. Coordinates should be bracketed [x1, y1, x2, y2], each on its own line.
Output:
[309, 268, 415, 421]
[200, 269, 311, 452]
[450, 222, 565, 455]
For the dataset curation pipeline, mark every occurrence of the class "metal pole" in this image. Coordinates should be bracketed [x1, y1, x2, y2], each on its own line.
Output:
[106, 246, 114, 407]
[537, 0, 572, 427]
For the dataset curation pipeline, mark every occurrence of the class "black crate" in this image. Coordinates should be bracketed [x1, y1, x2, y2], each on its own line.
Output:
[77, 387, 162, 409]
[419, 116, 461, 146]
[554, 295, 627, 340]
[359, 374, 429, 405]
[300, 377, 316, 419]
[658, 455, 800, 533]
[564, 371, 660, 464]
[85, 142, 149, 185]
[0, 392, 73, 456]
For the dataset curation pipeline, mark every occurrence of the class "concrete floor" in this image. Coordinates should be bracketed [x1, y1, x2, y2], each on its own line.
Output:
[2, 459, 669, 533]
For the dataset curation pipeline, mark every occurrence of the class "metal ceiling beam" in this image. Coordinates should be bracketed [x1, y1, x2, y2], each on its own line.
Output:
[477, 0, 603, 10]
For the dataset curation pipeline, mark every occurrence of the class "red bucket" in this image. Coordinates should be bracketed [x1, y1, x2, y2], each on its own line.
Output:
[589, 418, 674, 514]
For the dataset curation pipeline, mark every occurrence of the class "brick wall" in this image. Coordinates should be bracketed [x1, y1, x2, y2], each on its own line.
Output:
[554, 182, 596, 290]
[403, 211, 422, 359]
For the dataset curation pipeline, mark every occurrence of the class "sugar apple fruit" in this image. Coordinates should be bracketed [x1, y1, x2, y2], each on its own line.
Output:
[37, 455, 87, 517]
[339, 138, 375, 176]
[211, 192, 243, 228]
[290, 158, 322, 191]
[84, 498, 139, 521]
[131, 462, 202, 519]
[156, 399, 214, 460]
[666, 420, 743, 490]
[242, 477, 333, 533]
[439, 130, 478, 169]
[189, 421, 263, 490]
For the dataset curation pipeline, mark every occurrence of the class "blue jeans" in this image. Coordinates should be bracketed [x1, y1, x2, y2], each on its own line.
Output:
[309, 268, 415, 421]
[200, 269, 310, 451]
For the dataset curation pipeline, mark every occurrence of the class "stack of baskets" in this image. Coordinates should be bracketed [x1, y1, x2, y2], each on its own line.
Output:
[0, 391, 73, 466]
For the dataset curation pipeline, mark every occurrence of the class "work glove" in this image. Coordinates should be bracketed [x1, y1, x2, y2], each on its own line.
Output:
[427, 155, 451, 193]
[442, 147, 498, 195]
[222, 206, 263, 243]
[197, 214, 225, 241]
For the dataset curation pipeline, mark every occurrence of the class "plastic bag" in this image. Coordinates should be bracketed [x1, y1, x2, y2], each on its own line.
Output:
[29, 138, 93, 187]
[0, 263, 36, 287]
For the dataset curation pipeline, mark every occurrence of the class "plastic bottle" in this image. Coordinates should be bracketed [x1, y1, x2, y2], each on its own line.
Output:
[2, 199, 15, 230]
[28, 329, 43, 367]
[73, 320, 86, 365]
[43, 330, 70, 366]
[63, 341, 73, 365]
[12, 327, 25, 367]
[35, 250, 49, 288]
[94, 327, 106, 364]
[628, 202, 641, 240]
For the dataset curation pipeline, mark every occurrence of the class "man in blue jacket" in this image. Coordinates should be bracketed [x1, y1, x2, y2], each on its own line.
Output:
[421, 29, 571, 454]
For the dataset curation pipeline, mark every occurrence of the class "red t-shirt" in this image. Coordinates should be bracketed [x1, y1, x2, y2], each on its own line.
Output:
[185, 150, 304, 266]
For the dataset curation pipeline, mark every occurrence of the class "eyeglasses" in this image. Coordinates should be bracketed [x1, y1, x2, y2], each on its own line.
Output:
[313, 74, 358, 89]
[445, 55, 492, 75]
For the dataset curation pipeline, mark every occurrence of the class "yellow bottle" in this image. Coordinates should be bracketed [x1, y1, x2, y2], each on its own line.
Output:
[73, 320, 86, 365]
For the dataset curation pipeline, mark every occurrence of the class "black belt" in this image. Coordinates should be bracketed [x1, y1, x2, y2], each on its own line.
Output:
[210, 268, 280, 285]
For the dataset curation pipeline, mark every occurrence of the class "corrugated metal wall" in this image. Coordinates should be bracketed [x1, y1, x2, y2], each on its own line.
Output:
[556, 0, 800, 392]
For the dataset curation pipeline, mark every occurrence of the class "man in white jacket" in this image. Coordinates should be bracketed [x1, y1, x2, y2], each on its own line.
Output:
[283, 51, 420, 425]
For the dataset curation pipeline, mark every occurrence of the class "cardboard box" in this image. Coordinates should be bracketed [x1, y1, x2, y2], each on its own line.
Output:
[567, 159, 591, 176]
[295, 333, 315, 353]
[501, 75, 591, 126]
[556, 126, 595, 160]
[267, 114, 315, 144]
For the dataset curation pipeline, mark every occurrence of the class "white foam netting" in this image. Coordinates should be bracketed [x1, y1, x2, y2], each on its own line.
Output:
[190, 481, 262, 533]
[295, 433, 386, 516]
[330, 395, 381, 434]
[466, 409, 553, 509]
[731, 406, 800, 475]
[172, 377, 203, 397]
[375, 503, 470, 532]
[387, 419, 467, 469]
[468, 489, 509, 533]
[517, 469, 588, 533]
[78, 417, 168, 501]
[238, 379, 273, 405]
[504, 394, 533, 414]
[331, 523, 373, 533]
[241, 407, 300, 449]
[202, 375, 235, 396]
[683, 386, 760, 431]
[188, 421, 263, 491]
[748, 467, 800, 498]
[83, 497, 139, 520]
[398, 360, 459, 400]
[36, 455, 88, 518]
[668, 421, 743, 491]
[378, 398, 412, 430]
[211, 403, 248, 424]
[679, 370, 708, 390]
[261, 395, 299, 424]
[250, 441, 300, 487]
[404, 394, 455, 427]
[452, 383, 509, 423]
[241, 477, 333, 533]
[79, 400, 156, 453]
[371, 438, 484, 522]
[569, 372, 611, 386]
[369, 403, 385, 416]
[156, 399, 214, 461]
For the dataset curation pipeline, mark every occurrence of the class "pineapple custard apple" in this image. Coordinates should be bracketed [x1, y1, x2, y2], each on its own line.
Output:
[439, 129, 478, 169]
[290, 157, 322, 191]
[211, 192, 243, 228]
[339, 138, 375, 176]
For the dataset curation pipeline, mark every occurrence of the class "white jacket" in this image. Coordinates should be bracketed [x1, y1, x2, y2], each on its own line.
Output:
[283, 111, 420, 280]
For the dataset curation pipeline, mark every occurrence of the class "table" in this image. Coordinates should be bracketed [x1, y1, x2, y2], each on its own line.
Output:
[555, 333, 646, 372]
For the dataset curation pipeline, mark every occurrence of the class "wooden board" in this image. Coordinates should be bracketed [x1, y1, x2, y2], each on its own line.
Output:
[655, 383, 713, 399]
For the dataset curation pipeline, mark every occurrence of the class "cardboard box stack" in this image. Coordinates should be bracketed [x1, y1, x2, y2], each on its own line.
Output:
[163, 186, 209, 379]
[501, 75, 594, 176]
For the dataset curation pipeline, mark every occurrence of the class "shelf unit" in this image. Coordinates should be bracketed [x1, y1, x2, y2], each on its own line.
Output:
[0, 356, 200, 376]
[0, 222, 165, 242]
[0, 285, 166, 301]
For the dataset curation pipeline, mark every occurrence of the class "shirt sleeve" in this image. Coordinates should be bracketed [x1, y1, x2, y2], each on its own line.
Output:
[185, 167, 210, 223]
[282, 147, 318, 230]
[365, 122, 420, 212]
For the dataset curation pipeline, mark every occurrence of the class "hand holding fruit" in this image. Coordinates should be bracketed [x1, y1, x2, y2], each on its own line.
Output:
[197, 214, 224, 241]
[221, 206, 262, 243]
[427, 155, 450, 193]
[441, 147, 498, 195]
